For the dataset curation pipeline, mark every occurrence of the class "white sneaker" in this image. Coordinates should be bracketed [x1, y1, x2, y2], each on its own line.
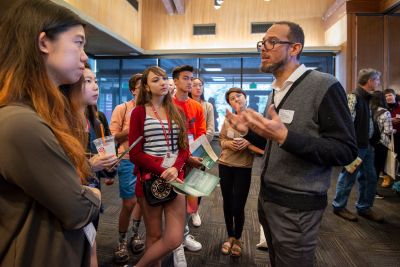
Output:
[183, 235, 202, 252]
[173, 244, 187, 267]
[191, 212, 201, 227]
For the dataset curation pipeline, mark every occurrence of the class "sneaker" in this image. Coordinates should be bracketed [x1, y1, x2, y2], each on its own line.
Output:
[333, 208, 358, 222]
[191, 211, 202, 227]
[173, 244, 187, 267]
[375, 194, 384, 199]
[130, 233, 145, 254]
[357, 209, 384, 223]
[183, 235, 202, 252]
[114, 240, 129, 263]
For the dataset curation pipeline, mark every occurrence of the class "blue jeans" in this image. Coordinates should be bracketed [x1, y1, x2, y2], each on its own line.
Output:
[332, 146, 377, 213]
[117, 159, 136, 199]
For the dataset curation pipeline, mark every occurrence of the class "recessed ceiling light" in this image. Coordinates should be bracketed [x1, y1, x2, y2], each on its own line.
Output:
[212, 77, 226, 81]
[204, 68, 222, 72]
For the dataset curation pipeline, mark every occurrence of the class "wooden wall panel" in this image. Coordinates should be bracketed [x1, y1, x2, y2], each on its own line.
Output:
[63, 0, 141, 47]
[353, 15, 384, 89]
[387, 15, 400, 90]
[141, 0, 334, 50]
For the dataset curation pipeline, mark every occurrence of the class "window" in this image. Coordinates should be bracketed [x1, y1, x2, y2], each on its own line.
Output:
[96, 59, 120, 122]
[121, 59, 157, 103]
[159, 58, 198, 77]
[92, 53, 335, 131]
[199, 57, 241, 131]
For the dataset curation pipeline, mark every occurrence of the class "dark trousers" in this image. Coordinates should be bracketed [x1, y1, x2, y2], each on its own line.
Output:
[218, 164, 251, 239]
[374, 142, 388, 179]
[258, 197, 325, 267]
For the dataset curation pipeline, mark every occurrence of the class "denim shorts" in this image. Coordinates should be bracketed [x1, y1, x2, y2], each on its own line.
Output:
[118, 159, 137, 199]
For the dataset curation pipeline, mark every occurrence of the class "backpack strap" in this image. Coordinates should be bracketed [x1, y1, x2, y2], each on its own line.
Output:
[120, 102, 128, 131]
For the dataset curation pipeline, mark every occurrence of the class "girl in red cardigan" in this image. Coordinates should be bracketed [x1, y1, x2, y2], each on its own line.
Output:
[129, 66, 189, 267]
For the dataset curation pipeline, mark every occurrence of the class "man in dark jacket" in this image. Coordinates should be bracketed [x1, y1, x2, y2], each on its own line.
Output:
[332, 68, 384, 223]
[226, 21, 357, 267]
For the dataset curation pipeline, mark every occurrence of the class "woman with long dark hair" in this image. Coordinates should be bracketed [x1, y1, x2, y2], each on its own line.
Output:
[370, 91, 395, 197]
[129, 66, 189, 267]
[0, 0, 100, 266]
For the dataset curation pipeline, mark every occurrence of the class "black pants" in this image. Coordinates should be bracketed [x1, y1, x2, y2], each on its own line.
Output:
[218, 164, 251, 239]
[374, 142, 388, 179]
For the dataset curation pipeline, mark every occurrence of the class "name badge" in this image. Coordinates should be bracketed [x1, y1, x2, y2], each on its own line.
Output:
[227, 129, 235, 139]
[83, 222, 96, 247]
[278, 109, 294, 124]
[161, 152, 178, 168]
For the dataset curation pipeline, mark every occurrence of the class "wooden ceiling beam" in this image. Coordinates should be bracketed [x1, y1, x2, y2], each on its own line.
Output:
[162, 0, 175, 15]
[173, 0, 185, 14]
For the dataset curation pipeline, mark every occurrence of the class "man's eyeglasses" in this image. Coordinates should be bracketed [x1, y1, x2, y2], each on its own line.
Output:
[256, 39, 295, 52]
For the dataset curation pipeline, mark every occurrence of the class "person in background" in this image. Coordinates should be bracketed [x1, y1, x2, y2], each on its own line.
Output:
[83, 64, 117, 192]
[332, 68, 384, 223]
[208, 97, 219, 132]
[110, 73, 145, 263]
[0, 0, 101, 266]
[168, 78, 176, 96]
[172, 65, 206, 267]
[80, 63, 119, 267]
[218, 87, 261, 257]
[384, 88, 400, 186]
[129, 66, 189, 267]
[370, 91, 394, 196]
[188, 77, 215, 227]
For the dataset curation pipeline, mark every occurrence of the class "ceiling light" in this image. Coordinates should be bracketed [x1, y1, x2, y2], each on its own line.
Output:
[214, 0, 223, 10]
[204, 68, 222, 72]
[212, 77, 226, 81]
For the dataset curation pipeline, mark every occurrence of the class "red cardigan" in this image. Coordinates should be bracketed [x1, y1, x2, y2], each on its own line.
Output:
[128, 105, 189, 196]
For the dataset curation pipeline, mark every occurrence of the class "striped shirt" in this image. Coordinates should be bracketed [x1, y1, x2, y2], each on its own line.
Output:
[143, 115, 179, 156]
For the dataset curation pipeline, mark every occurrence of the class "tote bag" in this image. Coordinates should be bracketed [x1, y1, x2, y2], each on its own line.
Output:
[384, 133, 398, 179]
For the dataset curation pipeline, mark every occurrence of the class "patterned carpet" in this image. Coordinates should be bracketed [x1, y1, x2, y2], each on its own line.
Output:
[97, 143, 400, 267]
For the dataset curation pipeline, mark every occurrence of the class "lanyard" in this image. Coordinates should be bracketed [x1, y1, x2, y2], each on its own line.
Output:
[151, 104, 172, 152]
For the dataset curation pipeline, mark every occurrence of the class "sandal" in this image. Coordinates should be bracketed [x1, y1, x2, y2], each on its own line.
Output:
[221, 237, 234, 255]
[230, 239, 242, 257]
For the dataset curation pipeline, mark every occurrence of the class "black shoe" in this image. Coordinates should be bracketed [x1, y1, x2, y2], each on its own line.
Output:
[333, 208, 358, 222]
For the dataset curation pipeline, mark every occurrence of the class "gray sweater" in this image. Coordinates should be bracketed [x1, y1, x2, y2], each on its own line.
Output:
[246, 70, 357, 210]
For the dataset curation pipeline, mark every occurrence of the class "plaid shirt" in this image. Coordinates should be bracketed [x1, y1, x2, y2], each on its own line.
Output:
[376, 107, 394, 148]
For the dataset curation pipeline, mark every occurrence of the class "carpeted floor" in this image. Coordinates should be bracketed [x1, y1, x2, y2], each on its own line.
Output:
[97, 143, 400, 267]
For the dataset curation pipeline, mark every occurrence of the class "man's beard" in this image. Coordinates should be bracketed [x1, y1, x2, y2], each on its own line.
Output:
[260, 58, 286, 74]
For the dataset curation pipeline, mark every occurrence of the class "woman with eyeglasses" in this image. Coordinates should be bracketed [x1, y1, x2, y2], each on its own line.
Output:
[218, 87, 260, 257]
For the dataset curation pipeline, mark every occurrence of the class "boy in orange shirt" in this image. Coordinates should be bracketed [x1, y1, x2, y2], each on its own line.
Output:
[172, 65, 206, 267]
